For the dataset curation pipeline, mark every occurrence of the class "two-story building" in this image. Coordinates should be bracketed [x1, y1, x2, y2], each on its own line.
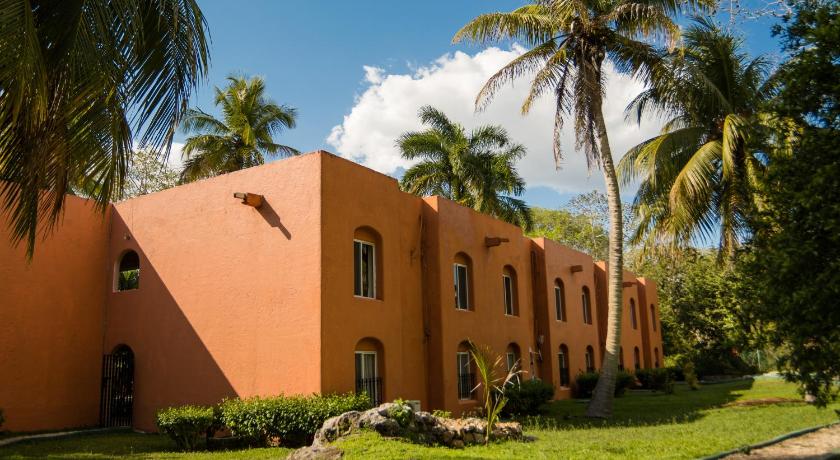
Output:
[0, 151, 663, 432]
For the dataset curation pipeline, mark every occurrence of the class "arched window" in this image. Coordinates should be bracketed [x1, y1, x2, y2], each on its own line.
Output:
[630, 298, 638, 330]
[502, 265, 519, 316]
[453, 253, 473, 311]
[585, 345, 595, 373]
[633, 346, 641, 370]
[619, 346, 625, 371]
[355, 338, 384, 405]
[457, 341, 476, 400]
[116, 250, 140, 291]
[581, 286, 592, 325]
[558, 344, 570, 387]
[654, 348, 660, 368]
[354, 227, 382, 299]
[554, 279, 566, 321]
[651, 304, 657, 331]
[506, 343, 522, 383]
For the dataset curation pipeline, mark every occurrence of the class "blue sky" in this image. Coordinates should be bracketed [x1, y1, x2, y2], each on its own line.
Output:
[183, 1, 785, 210]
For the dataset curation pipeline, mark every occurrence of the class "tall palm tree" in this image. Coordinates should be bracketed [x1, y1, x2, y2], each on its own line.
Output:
[618, 18, 773, 260]
[180, 76, 298, 182]
[454, 0, 706, 417]
[0, 0, 209, 257]
[399, 106, 532, 229]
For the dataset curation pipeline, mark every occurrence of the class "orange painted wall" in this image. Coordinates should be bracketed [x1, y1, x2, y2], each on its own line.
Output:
[532, 238, 601, 399]
[104, 154, 325, 431]
[0, 195, 109, 431]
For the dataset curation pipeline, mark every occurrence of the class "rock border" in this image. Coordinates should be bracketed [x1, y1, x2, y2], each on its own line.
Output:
[699, 421, 840, 460]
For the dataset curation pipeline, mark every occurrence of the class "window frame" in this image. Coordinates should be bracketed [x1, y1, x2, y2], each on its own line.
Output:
[558, 347, 570, 387]
[630, 299, 638, 330]
[353, 239, 376, 299]
[554, 281, 566, 322]
[585, 346, 595, 373]
[503, 274, 514, 316]
[456, 351, 472, 400]
[354, 351, 378, 380]
[581, 287, 592, 325]
[454, 263, 469, 311]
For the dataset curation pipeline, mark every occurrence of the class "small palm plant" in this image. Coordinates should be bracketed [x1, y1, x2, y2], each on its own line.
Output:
[468, 341, 521, 445]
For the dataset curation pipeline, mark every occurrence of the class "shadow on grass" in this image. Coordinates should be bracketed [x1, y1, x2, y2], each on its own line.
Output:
[520, 379, 758, 430]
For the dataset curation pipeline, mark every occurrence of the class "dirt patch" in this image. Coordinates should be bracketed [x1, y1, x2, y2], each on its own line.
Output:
[724, 397, 804, 407]
[725, 424, 840, 459]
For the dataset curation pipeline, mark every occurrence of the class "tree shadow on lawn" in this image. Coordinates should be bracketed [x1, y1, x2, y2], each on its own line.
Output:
[520, 379, 765, 430]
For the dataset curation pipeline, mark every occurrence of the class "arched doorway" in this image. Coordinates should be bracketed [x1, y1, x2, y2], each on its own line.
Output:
[100, 344, 135, 427]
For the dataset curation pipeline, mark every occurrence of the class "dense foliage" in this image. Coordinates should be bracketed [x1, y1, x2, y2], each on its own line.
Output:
[502, 379, 555, 416]
[738, 0, 840, 406]
[218, 393, 370, 447]
[574, 371, 635, 398]
[155, 405, 216, 451]
[636, 368, 675, 393]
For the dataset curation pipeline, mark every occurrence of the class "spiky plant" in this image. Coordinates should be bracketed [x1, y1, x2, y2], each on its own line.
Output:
[468, 341, 521, 444]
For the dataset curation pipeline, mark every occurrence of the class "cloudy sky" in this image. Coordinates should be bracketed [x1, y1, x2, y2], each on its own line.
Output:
[180, 0, 783, 208]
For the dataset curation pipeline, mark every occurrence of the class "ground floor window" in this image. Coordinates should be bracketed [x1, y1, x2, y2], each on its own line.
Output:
[355, 351, 381, 405]
[558, 345, 570, 387]
[457, 351, 474, 400]
[585, 346, 595, 373]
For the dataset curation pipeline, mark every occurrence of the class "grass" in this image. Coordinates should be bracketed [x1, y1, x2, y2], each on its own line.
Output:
[0, 379, 837, 459]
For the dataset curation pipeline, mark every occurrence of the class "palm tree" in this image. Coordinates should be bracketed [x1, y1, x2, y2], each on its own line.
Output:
[454, 0, 706, 417]
[180, 76, 298, 182]
[0, 0, 209, 257]
[618, 18, 773, 260]
[398, 106, 532, 229]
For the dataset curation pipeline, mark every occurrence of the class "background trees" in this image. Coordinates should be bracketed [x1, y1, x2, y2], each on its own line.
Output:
[0, 0, 209, 256]
[398, 106, 532, 229]
[180, 76, 298, 182]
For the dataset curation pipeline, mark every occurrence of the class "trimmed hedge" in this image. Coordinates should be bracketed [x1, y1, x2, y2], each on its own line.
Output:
[636, 368, 675, 393]
[502, 379, 555, 415]
[155, 405, 216, 451]
[574, 371, 636, 398]
[219, 392, 371, 447]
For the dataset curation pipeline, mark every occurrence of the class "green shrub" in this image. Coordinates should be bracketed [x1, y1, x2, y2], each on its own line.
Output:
[614, 371, 636, 397]
[388, 399, 413, 427]
[574, 372, 600, 398]
[431, 409, 452, 419]
[636, 368, 674, 392]
[502, 379, 555, 415]
[684, 362, 700, 390]
[666, 365, 685, 382]
[219, 392, 371, 447]
[155, 405, 215, 451]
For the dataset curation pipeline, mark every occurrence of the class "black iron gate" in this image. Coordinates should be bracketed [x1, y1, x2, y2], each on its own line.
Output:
[99, 346, 134, 427]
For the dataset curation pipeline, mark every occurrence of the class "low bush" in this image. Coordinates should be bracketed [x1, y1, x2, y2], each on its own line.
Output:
[388, 399, 414, 427]
[502, 379, 555, 415]
[431, 409, 452, 419]
[219, 392, 371, 447]
[636, 368, 674, 393]
[574, 372, 600, 398]
[614, 371, 636, 397]
[684, 362, 700, 390]
[155, 405, 215, 451]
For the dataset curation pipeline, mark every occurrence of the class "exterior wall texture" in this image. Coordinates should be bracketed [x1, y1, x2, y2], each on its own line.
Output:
[0, 151, 663, 432]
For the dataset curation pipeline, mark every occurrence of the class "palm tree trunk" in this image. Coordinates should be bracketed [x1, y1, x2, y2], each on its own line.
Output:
[586, 100, 624, 419]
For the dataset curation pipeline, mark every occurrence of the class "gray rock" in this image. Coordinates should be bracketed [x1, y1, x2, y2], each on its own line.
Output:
[287, 444, 343, 460]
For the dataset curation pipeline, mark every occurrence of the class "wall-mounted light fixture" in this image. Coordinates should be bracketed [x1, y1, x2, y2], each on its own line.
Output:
[570, 264, 584, 273]
[485, 236, 510, 248]
[623, 281, 636, 287]
[233, 192, 263, 208]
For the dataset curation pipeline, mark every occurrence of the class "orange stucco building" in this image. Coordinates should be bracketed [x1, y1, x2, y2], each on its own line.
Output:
[0, 151, 662, 432]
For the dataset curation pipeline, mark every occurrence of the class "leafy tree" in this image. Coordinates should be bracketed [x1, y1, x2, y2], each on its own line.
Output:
[618, 18, 774, 260]
[122, 150, 179, 199]
[454, 0, 705, 417]
[180, 76, 298, 182]
[0, 0, 209, 257]
[740, 0, 840, 406]
[398, 106, 532, 229]
[527, 207, 609, 260]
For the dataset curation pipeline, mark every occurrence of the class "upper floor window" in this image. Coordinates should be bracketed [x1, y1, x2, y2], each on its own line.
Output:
[581, 286, 593, 325]
[651, 304, 657, 331]
[630, 299, 638, 330]
[453, 253, 473, 311]
[353, 226, 382, 299]
[502, 265, 518, 316]
[585, 345, 595, 373]
[116, 250, 140, 291]
[554, 279, 566, 322]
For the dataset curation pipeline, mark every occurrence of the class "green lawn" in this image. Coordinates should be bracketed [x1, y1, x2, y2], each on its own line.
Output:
[1, 379, 837, 459]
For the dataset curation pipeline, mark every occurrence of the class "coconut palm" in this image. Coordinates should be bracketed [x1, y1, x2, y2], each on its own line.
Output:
[0, 0, 209, 257]
[180, 76, 298, 182]
[618, 18, 773, 260]
[398, 106, 532, 229]
[454, 0, 707, 417]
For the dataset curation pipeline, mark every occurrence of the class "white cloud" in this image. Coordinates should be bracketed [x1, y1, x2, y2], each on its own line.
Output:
[327, 47, 663, 194]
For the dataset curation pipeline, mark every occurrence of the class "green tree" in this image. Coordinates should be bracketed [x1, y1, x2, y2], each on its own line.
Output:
[618, 18, 774, 259]
[398, 106, 532, 229]
[527, 207, 609, 260]
[180, 76, 298, 182]
[454, 0, 702, 416]
[121, 150, 179, 199]
[0, 0, 209, 257]
[741, 0, 840, 406]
